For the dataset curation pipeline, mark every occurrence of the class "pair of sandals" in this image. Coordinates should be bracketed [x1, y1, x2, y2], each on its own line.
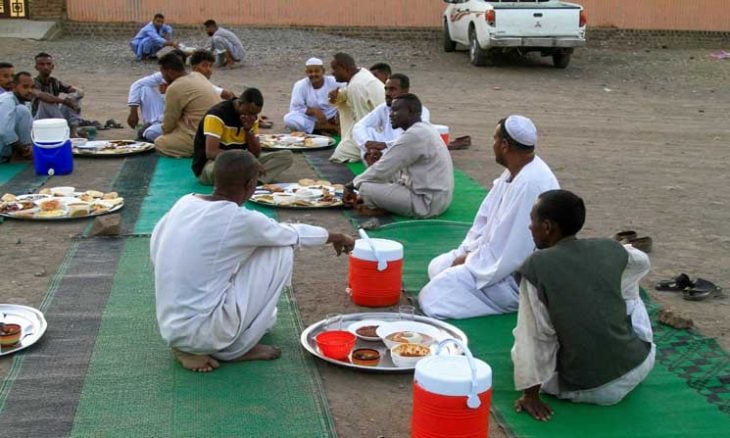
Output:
[614, 230, 652, 253]
[655, 273, 722, 301]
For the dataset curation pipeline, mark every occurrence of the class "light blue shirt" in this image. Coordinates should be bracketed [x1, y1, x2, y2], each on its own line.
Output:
[130, 22, 173, 58]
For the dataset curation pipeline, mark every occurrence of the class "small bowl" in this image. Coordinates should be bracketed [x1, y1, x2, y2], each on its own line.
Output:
[71, 137, 88, 148]
[351, 348, 381, 366]
[294, 188, 322, 200]
[0, 323, 22, 346]
[390, 343, 431, 368]
[50, 186, 76, 197]
[315, 330, 356, 360]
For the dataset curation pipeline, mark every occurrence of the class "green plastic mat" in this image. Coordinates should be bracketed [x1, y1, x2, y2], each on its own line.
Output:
[134, 157, 276, 234]
[368, 220, 730, 436]
[70, 237, 335, 437]
[344, 162, 486, 224]
[0, 163, 27, 186]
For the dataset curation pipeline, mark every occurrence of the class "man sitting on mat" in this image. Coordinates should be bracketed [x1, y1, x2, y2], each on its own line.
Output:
[154, 52, 221, 157]
[512, 190, 655, 420]
[352, 73, 430, 166]
[343, 93, 453, 218]
[192, 87, 293, 185]
[152, 149, 354, 372]
[0, 72, 34, 162]
[419, 115, 559, 319]
[283, 57, 341, 135]
[130, 13, 177, 61]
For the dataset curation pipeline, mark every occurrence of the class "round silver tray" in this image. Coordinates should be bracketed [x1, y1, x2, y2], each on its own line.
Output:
[258, 133, 335, 151]
[0, 304, 48, 356]
[72, 140, 155, 157]
[300, 312, 468, 373]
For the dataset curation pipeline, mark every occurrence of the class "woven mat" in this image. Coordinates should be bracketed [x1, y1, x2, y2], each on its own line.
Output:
[0, 163, 27, 186]
[369, 220, 730, 436]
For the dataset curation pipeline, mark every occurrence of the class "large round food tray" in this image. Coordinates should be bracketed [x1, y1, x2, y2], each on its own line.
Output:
[300, 312, 468, 373]
[249, 183, 343, 209]
[0, 304, 48, 356]
[72, 140, 155, 157]
[258, 133, 335, 151]
[1, 192, 124, 221]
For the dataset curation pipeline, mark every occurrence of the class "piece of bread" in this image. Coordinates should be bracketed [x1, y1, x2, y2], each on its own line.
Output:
[103, 197, 124, 207]
[67, 203, 90, 218]
[1, 193, 17, 202]
[40, 199, 61, 211]
[103, 191, 118, 200]
[297, 178, 316, 187]
[38, 209, 66, 218]
[39, 188, 51, 195]
[314, 180, 331, 186]
[85, 190, 104, 198]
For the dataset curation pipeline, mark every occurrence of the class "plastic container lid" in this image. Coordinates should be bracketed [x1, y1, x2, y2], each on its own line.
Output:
[415, 355, 492, 397]
[432, 124, 449, 134]
[32, 118, 70, 143]
[352, 238, 403, 262]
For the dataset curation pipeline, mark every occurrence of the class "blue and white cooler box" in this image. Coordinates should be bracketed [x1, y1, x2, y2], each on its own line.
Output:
[32, 118, 74, 176]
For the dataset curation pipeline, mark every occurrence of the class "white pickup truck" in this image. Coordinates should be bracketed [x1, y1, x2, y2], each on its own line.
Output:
[442, 0, 586, 68]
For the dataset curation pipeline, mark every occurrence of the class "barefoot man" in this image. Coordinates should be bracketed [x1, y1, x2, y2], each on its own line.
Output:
[151, 149, 354, 372]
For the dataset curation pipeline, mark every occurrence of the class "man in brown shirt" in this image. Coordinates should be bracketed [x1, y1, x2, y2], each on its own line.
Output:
[154, 52, 221, 157]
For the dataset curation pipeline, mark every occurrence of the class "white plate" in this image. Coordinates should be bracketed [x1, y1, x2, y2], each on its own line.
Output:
[0, 304, 47, 356]
[77, 140, 109, 149]
[376, 321, 444, 349]
[347, 319, 387, 342]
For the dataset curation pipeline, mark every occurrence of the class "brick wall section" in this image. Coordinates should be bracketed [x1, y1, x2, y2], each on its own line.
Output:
[61, 21, 730, 49]
[29, 0, 67, 20]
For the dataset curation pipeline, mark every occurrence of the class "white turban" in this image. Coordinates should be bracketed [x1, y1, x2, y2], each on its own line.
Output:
[305, 57, 324, 67]
[504, 115, 537, 147]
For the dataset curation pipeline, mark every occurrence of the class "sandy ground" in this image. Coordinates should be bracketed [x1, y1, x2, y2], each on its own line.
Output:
[0, 29, 729, 437]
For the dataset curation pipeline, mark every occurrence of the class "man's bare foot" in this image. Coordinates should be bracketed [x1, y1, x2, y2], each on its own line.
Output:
[355, 204, 388, 217]
[232, 344, 282, 362]
[172, 348, 220, 372]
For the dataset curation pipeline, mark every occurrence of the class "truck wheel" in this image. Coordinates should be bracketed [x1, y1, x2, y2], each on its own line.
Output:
[443, 19, 456, 52]
[552, 52, 571, 68]
[469, 27, 494, 66]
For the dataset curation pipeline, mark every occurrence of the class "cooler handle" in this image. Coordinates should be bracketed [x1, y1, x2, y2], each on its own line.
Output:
[358, 228, 388, 271]
[435, 338, 481, 409]
[30, 133, 70, 149]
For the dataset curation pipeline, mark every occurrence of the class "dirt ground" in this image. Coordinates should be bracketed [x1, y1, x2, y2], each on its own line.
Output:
[1, 29, 729, 437]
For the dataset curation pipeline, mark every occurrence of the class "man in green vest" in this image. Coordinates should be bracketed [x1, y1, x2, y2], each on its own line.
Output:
[512, 189, 655, 421]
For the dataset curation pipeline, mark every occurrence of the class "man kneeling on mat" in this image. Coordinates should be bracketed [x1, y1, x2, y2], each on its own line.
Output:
[512, 190, 655, 421]
[152, 150, 354, 372]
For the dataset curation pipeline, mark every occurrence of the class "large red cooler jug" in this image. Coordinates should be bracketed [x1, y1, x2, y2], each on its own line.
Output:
[348, 230, 403, 307]
[412, 339, 493, 438]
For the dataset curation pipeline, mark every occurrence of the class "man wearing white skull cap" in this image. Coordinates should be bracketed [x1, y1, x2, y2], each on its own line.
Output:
[283, 57, 343, 134]
[419, 115, 560, 319]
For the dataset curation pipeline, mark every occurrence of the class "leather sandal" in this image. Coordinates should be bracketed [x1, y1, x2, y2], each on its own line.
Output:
[447, 135, 471, 150]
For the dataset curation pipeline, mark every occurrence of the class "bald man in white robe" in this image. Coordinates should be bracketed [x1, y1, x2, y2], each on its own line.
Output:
[152, 149, 354, 372]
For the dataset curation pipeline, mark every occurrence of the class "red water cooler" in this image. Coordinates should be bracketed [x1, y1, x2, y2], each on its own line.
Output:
[412, 339, 493, 437]
[348, 232, 403, 307]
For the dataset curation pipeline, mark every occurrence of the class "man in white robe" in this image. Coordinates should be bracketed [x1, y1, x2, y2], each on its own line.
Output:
[151, 149, 354, 372]
[283, 57, 341, 134]
[328, 53, 385, 163]
[419, 115, 559, 319]
[127, 49, 234, 141]
[352, 73, 431, 165]
[512, 190, 654, 421]
[343, 94, 453, 218]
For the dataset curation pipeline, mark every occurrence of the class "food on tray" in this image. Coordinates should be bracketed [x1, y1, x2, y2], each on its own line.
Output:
[355, 325, 379, 338]
[262, 184, 285, 193]
[392, 343, 431, 357]
[351, 348, 381, 366]
[51, 186, 75, 197]
[68, 203, 90, 218]
[298, 178, 316, 186]
[39, 188, 51, 195]
[332, 184, 345, 191]
[103, 197, 124, 207]
[1, 193, 17, 202]
[40, 199, 61, 211]
[386, 331, 434, 346]
[255, 195, 275, 204]
[289, 131, 306, 137]
[103, 191, 118, 199]
[314, 180, 331, 186]
[38, 209, 66, 218]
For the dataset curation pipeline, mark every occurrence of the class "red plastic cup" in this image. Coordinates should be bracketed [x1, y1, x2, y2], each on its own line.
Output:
[315, 330, 356, 360]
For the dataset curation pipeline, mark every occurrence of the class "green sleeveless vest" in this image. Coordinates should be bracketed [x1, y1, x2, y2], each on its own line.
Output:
[519, 238, 650, 390]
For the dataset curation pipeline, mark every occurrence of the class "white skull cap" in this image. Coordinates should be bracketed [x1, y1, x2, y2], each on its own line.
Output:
[305, 57, 324, 66]
[505, 115, 537, 147]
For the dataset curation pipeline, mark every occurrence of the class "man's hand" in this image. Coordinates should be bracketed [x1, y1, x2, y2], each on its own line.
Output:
[328, 89, 339, 104]
[240, 114, 257, 131]
[220, 89, 235, 100]
[342, 184, 359, 207]
[307, 107, 327, 123]
[62, 98, 79, 112]
[451, 254, 467, 267]
[127, 108, 140, 129]
[327, 232, 355, 256]
[364, 149, 382, 167]
[514, 387, 553, 422]
[364, 141, 387, 152]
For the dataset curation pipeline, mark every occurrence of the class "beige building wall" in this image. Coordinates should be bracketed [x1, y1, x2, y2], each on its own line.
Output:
[66, 0, 730, 32]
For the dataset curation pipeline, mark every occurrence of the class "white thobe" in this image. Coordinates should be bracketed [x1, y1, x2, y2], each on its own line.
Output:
[329, 68, 385, 162]
[511, 245, 655, 405]
[151, 195, 328, 360]
[419, 156, 559, 319]
[352, 103, 431, 160]
[129, 72, 226, 141]
[283, 75, 341, 133]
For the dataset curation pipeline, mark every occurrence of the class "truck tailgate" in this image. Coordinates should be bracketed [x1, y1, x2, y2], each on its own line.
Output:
[494, 4, 581, 37]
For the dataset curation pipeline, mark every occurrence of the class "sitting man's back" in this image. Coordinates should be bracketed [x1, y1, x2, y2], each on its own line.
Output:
[512, 189, 654, 421]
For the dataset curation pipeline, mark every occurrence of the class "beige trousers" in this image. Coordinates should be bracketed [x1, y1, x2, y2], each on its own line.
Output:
[198, 150, 294, 185]
[154, 129, 194, 158]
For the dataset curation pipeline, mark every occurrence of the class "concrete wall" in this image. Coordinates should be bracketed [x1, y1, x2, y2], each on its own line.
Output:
[64, 0, 730, 32]
[29, 0, 66, 20]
